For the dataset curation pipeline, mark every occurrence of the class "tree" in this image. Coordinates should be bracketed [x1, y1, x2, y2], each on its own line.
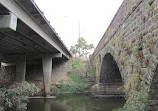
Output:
[70, 37, 94, 57]
[70, 46, 78, 57]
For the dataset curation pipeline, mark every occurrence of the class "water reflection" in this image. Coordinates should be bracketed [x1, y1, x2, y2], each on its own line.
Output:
[26, 95, 125, 111]
[44, 101, 51, 111]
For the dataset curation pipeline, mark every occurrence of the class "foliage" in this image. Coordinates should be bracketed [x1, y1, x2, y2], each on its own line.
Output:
[70, 37, 94, 57]
[51, 58, 93, 94]
[113, 90, 149, 111]
[114, 74, 149, 111]
[0, 82, 40, 111]
[53, 75, 90, 94]
[72, 57, 83, 69]
[70, 46, 78, 57]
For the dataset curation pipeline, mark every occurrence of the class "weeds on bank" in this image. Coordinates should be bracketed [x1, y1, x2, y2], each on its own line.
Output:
[0, 81, 40, 111]
[52, 75, 90, 94]
[113, 75, 149, 111]
[113, 90, 149, 111]
[51, 58, 93, 94]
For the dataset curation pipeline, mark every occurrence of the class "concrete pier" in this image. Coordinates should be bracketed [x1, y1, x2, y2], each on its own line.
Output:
[15, 58, 26, 83]
[42, 56, 52, 97]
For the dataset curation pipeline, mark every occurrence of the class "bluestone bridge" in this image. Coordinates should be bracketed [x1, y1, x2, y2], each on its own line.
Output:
[90, 0, 158, 110]
[0, 0, 71, 97]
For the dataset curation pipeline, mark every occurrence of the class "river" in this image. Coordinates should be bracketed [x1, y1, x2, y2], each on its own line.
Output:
[26, 95, 125, 111]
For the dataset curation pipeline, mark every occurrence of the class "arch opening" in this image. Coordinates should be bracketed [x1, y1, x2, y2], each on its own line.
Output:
[100, 53, 123, 84]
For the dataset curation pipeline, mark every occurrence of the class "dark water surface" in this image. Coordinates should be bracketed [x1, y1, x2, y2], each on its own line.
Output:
[26, 95, 125, 111]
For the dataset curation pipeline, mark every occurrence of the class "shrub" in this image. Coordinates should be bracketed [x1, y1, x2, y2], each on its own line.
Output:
[113, 90, 149, 111]
[0, 81, 40, 111]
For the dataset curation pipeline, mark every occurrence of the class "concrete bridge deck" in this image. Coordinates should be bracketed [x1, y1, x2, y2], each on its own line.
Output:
[0, 0, 71, 59]
[0, 0, 72, 96]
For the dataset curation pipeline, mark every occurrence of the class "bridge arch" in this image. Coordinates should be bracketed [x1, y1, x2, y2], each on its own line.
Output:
[98, 46, 125, 83]
[99, 53, 123, 84]
[91, 48, 125, 96]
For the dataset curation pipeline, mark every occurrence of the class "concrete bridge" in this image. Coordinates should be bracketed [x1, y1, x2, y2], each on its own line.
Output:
[90, 0, 158, 110]
[0, 0, 71, 96]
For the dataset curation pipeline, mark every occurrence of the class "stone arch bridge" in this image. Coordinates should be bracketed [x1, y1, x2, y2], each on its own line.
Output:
[90, 0, 158, 110]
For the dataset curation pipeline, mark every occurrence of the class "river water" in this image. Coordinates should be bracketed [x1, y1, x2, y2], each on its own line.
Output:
[26, 95, 125, 111]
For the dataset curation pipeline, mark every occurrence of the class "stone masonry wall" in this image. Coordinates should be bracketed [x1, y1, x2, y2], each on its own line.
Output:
[91, 0, 158, 110]
[0, 66, 15, 87]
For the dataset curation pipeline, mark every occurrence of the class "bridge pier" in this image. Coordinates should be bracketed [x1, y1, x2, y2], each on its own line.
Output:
[42, 55, 52, 97]
[15, 57, 26, 83]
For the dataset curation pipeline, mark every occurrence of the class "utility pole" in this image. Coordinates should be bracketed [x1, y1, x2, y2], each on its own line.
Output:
[78, 20, 81, 39]
[78, 20, 81, 56]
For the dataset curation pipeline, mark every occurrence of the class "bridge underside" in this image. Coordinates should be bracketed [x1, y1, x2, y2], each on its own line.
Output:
[0, 1, 71, 97]
[0, 4, 61, 58]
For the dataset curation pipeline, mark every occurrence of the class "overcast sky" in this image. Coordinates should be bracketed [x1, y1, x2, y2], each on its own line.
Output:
[34, 0, 123, 50]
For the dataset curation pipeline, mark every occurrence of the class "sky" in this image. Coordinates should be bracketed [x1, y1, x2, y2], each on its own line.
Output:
[34, 0, 124, 50]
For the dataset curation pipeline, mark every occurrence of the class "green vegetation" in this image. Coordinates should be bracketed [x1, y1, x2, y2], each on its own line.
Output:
[113, 90, 149, 111]
[113, 66, 149, 111]
[51, 57, 93, 95]
[52, 75, 90, 94]
[70, 37, 94, 57]
[0, 82, 40, 111]
[51, 37, 94, 95]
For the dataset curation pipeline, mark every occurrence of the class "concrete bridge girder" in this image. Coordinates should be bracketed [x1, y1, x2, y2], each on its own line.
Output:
[0, 0, 71, 59]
